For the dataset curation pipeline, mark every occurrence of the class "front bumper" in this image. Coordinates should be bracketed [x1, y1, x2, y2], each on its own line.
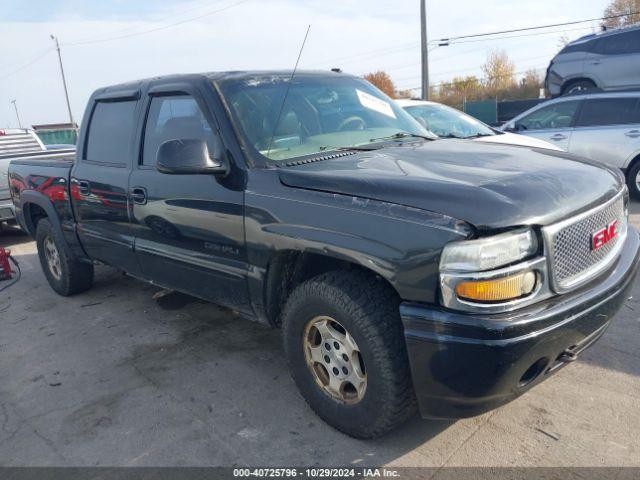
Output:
[401, 226, 639, 419]
[0, 199, 15, 222]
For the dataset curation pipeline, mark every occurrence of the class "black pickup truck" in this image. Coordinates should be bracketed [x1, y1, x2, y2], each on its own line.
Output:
[8, 71, 639, 438]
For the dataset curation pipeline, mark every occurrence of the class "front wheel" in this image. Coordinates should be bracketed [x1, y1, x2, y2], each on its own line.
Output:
[281, 271, 416, 438]
[562, 79, 596, 95]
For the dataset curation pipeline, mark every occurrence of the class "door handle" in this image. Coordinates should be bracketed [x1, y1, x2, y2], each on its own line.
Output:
[76, 180, 91, 196]
[130, 187, 147, 205]
[550, 134, 567, 141]
[625, 129, 640, 138]
[590, 60, 601, 65]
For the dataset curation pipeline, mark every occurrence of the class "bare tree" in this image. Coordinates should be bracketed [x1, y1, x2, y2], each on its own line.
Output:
[481, 50, 516, 95]
[363, 71, 397, 98]
[602, 0, 640, 28]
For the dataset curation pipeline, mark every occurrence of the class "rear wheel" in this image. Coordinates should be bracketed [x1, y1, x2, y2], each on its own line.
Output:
[562, 79, 596, 95]
[627, 160, 640, 200]
[36, 218, 94, 296]
[281, 270, 416, 439]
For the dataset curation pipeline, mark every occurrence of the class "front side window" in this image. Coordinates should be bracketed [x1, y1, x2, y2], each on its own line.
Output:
[516, 101, 580, 131]
[217, 74, 432, 162]
[405, 104, 494, 138]
[142, 95, 217, 166]
[85, 100, 137, 165]
[575, 97, 640, 127]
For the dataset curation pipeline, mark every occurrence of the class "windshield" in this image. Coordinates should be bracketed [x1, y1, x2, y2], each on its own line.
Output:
[404, 103, 495, 138]
[217, 74, 434, 162]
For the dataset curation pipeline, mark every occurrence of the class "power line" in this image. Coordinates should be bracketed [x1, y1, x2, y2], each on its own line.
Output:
[67, 0, 232, 45]
[0, 48, 54, 81]
[434, 10, 639, 43]
[63, 0, 250, 46]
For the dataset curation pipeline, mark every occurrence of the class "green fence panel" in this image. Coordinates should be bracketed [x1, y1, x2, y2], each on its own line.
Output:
[36, 129, 78, 146]
[463, 99, 497, 125]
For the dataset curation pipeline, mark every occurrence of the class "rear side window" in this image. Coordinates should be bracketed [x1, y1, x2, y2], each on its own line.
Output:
[594, 30, 640, 55]
[576, 98, 640, 127]
[142, 95, 217, 166]
[516, 101, 580, 131]
[85, 100, 137, 165]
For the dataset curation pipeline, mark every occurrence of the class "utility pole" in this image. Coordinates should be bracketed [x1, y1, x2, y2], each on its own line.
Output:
[420, 0, 429, 100]
[50, 35, 75, 125]
[11, 100, 22, 128]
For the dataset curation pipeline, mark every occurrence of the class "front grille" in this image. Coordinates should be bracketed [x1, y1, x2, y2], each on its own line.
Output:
[544, 192, 626, 292]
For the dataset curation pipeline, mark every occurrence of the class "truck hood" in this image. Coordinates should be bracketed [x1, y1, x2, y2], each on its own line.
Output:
[278, 140, 624, 231]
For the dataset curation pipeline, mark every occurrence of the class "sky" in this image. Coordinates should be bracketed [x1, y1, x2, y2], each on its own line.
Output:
[0, 0, 610, 128]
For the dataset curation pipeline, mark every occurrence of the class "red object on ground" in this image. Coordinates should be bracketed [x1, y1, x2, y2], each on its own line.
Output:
[0, 248, 12, 281]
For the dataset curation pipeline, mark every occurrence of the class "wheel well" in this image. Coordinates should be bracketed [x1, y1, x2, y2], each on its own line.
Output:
[561, 77, 596, 94]
[263, 251, 397, 327]
[24, 203, 48, 236]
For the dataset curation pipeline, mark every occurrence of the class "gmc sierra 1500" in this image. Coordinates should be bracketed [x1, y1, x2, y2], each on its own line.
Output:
[8, 71, 639, 438]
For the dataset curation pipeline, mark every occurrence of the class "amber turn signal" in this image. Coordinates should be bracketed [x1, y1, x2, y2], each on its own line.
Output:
[455, 271, 537, 303]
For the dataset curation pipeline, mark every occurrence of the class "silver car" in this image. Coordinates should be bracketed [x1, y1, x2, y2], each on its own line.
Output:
[502, 91, 640, 198]
[546, 24, 640, 96]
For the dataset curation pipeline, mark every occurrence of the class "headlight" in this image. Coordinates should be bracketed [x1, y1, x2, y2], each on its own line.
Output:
[439, 228, 552, 313]
[439, 228, 538, 272]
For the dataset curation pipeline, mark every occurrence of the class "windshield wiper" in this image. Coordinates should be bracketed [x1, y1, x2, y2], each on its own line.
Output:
[464, 133, 494, 138]
[318, 145, 383, 152]
[368, 132, 435, 143]
[437, 133, 464, 139]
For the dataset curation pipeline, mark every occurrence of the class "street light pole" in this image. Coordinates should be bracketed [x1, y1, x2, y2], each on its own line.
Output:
[10, 100, 22, 129]
[50, 35, 75, 125]
[420, 0, 429, 100]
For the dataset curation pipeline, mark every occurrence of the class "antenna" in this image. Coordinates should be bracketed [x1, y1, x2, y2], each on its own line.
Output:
[266, 24, 311, 158]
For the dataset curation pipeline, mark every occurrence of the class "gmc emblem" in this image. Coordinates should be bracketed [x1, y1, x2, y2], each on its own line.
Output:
[592, 220, 619, 251]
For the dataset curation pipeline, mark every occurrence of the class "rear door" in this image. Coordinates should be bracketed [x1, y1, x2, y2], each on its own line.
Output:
[513, 100, 581, 150]
[588, 29, 640, 90]
[128, 83, 251, 314]
[71, 92, 141, 275]
[568, 96, 640, 169]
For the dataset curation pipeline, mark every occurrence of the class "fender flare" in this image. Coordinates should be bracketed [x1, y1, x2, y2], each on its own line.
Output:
[19, 190, 87, 260]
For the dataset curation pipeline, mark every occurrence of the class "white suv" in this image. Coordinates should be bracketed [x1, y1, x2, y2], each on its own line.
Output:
[502, 91, 640, 198]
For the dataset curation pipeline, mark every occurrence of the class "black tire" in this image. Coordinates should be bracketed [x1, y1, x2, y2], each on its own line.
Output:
[562, 79, 596, 95]
[627, 160, 640, 201]
[281, 270, 417, 439]
[36, 218, 94, 296]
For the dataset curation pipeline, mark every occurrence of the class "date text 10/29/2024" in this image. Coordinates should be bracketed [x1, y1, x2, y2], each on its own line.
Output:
[233, 468, 400, 478]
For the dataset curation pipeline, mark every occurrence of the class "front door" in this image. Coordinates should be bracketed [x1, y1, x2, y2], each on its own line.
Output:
[128, 87, 251, 314]
[513, 99, 581, 151]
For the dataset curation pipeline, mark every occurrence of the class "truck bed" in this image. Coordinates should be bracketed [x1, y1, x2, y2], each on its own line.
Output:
[2, 150, 75, 201]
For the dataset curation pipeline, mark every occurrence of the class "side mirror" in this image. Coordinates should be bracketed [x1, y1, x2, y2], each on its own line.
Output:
[503, 124, 517, 133]
[156, 139, 228, 175]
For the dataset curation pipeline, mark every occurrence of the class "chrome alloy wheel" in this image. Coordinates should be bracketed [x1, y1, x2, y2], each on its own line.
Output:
[635, 169, 640, 193]
[303, 316, 367, 404]
[43, 235, 62, 281]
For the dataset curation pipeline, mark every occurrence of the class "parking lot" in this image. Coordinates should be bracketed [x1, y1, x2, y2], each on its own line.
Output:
[0, 203, 638, 468]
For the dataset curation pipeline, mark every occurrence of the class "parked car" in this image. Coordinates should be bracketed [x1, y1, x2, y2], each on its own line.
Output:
[501, 91, 640, 198]
[396, 99, 559, 149]
[9, 71, 639, 438]
[0, 128, 74, 228]
[546, 24, 640, 96]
